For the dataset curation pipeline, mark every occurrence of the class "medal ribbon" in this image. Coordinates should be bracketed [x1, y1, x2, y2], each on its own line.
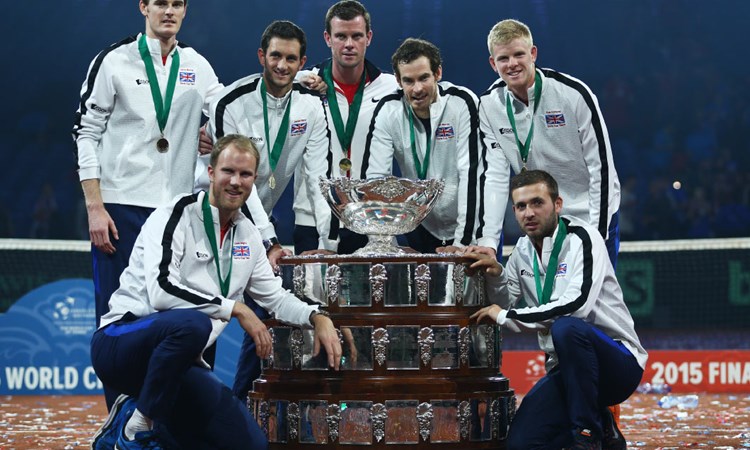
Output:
[138, 34, 180, 135]
[532, 218, 567, 305]
[408, 108, 432, 180]
[260, 79, 292, 173]
[505, 71, 542, 167]
[202, 194, 233, 297]
[321, 60, 366, 172]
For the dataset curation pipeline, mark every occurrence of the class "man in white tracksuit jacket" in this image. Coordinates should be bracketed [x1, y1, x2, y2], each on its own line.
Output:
[362, 38, 481, 252]
[90, 135, 341, 450]
[292, 0, 399, 255]
[467, 170, 644, 450]
[73, 0, 223, 411]
[477, 19, 620, 267]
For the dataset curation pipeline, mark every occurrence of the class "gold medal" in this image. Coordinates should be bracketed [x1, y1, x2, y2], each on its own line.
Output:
[339, 158, 352, 172]
[156, 137, 169, 153]
[269, 174, 276, 190]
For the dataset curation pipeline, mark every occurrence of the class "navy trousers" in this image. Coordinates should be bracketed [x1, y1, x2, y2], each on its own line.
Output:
[91, 203, 154, 409]
[506, 317, 642, 449]
[91, 309, 268, 450]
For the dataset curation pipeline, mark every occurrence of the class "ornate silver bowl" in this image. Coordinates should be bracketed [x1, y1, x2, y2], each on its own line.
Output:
[319, 177, 445, 255]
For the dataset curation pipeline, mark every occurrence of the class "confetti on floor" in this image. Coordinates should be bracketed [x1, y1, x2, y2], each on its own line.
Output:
[0, 393, 748, 449]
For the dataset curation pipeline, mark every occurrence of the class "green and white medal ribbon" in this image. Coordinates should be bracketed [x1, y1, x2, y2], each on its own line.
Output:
[138, 34, 180, 153]
[202, 194, 233, 297]
[321, 61, 366, 175]
[260, 79, 292, 190]
[532, 218, 567, 305]
[407, 108, 431, 180]
[505, 71, 542, 170]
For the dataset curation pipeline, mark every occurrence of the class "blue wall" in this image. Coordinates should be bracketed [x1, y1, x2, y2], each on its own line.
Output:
[2, 0, 749, 241]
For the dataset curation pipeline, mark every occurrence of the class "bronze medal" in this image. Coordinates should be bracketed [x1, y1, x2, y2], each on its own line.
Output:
[157, 137, 169, 153]
[339, 158, 352, 172]
[269, 174, 276, 190]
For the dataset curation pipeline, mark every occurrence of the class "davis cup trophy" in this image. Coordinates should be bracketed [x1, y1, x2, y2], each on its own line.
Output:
[319, 176, 444, 255]
[248, 177, 515, 448]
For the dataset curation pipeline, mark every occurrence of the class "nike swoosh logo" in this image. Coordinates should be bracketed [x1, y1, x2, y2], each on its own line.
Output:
[371, 98, 381, 103]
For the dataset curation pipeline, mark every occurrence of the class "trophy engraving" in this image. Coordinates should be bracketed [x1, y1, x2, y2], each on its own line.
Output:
[340, 401, 373, 444]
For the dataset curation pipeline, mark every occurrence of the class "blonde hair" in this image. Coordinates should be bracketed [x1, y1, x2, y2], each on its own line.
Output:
[487, 19, 533, 54]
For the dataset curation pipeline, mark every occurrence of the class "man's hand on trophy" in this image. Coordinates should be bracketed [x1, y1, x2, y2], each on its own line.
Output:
[463, 251, 503, 277]
[470, 304, 503, 325]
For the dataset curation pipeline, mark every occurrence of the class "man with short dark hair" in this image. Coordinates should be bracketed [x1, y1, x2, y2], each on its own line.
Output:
[361, 38, 482, 253]
[194, 20, 336, 404]
[467, 169, 645, 449]
[195, 20, 334, 260]
[90, 134, 341, 450]
[294, 0, 398, 254]
[73, 0, 223, 412]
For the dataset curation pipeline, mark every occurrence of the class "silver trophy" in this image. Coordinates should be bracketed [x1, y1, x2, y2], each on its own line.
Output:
[319, 176, 444, 255]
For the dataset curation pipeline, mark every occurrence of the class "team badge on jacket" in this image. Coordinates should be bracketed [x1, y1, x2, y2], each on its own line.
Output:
[290, 119, 308, 136]
[179, 69, 196, 85]
[435, 123, 455, 140]
[556, 262, 568, 276]
[232, 243, 251, 259]
[544, 111, 566, 128]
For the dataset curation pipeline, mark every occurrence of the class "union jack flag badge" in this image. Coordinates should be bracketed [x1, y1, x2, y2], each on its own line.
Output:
[544, 112, 566, 128]
[556, 262, 568, 275]
[179, 69, 196, 85]
[232, 243, 251, 259]
[435, 123, 455, 140]
[290, 119, 308, 136]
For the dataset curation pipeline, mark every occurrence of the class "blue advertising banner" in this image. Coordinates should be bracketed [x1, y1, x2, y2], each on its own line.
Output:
[0, 279, 243, 395]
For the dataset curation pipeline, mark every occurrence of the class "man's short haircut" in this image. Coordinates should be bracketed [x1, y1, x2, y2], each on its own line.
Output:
[487, 19, 533, 54]
[325, 0, 371, 34]
[260, 20, 307, 57]
[210, 134, 260, 171]
[510, 169, 559, 201]
[140, 0, 188, 5]
[391, 38, 441, 79]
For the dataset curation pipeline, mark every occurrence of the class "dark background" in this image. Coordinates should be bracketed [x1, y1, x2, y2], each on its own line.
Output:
[1, 0, 748, 243]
